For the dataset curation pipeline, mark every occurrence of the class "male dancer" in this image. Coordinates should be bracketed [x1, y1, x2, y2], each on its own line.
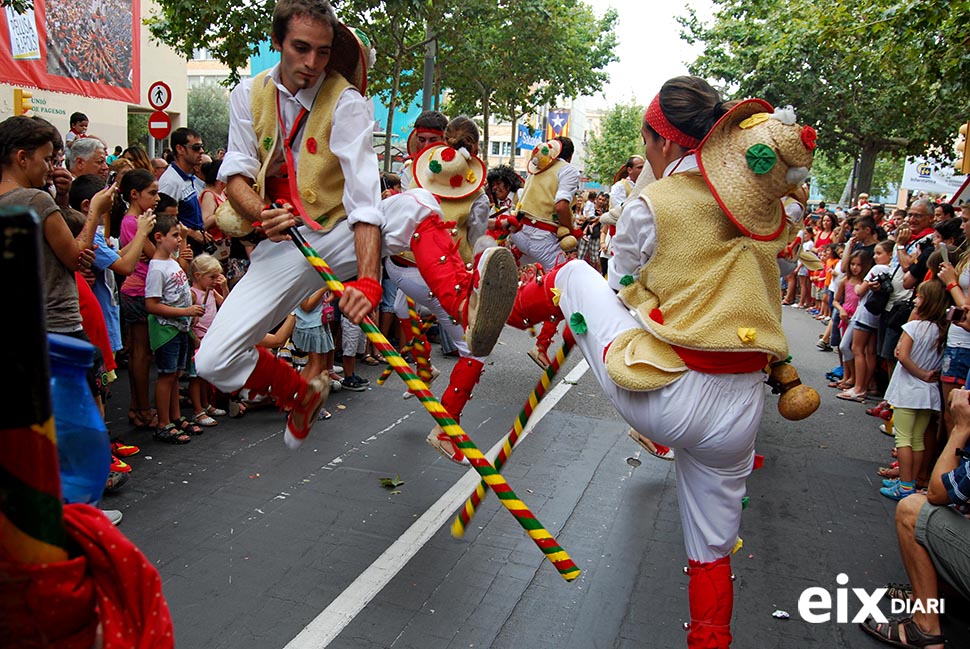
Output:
[197, 0, 516, 448]
[506, 78, 816, 647]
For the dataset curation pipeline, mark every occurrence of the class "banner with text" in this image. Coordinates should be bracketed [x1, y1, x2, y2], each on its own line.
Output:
[901, 157, 967, 195]
[516, 124, 543, 151]
[1, 0, 140, 104]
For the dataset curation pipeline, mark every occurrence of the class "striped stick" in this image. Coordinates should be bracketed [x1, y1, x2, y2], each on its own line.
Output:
[405, 298, 433, 384]
[287, 228, 580, 581]
[452, 334, 573, 538]
[376, 317, 435, 386]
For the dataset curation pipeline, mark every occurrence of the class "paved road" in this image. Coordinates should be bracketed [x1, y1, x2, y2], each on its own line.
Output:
[102, 308, 968, 648]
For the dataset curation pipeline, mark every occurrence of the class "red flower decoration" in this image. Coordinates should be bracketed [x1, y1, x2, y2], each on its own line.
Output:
[449, 174, 463, 188]
[800, 126, 817, 151]
[649, 308, 664, 324]
[440, 148, 456, 162]
[306, 137, 318, 154]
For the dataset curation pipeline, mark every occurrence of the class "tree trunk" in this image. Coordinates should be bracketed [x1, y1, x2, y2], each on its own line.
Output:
[855, 143, 880, 198]
[481, 87, 490, 164]
[384, 53, 404, 173]
[509, 111, 518, 168]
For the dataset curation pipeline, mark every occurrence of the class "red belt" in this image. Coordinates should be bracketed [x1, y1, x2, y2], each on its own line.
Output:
[520, 217, 559, 233]
[672, 346, 769, 374]
[390, 255, 417, 268]
[265, 176, 295, 211]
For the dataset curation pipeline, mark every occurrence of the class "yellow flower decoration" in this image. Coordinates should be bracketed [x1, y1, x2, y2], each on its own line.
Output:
[737, 327, 757, 343]
[466, 170, 477, 183]
[550, 287, 562, 307]
[739, 113, 770, 130]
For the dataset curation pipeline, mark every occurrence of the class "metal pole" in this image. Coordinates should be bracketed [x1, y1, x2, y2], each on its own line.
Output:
[421, 22, 435, 112]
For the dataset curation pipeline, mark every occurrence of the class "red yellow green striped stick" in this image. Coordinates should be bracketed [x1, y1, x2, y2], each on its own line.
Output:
[452, 332, 573, 538]
[287, 228, 580, 581]
[376, 316, 434, 386]
[405, 297, 433, 384]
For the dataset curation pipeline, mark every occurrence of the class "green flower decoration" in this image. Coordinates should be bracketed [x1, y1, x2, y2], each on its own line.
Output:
[619, 274, 634, 286]
[569, 312, 588, 335]
[741, 496, 750, 510]
[262, 136, 273, 152]
[428, 159, 442, 174]
[745, 143, 777, 175]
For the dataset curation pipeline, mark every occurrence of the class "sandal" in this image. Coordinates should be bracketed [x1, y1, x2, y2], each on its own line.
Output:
[885, 583, 913, 601]
[177, 416, 205, 435]
[361, 353, 381, 366]
[153, 423, 191, 444]
[127, 408, 158, 430]
[193, 412, 219, 427]
[829, 380, 854, 389]
[628, 428, 675, 460]
[867, 404, 888, 418]
[836, 390, 867, 402]
[859, 614, 945, 648]
[426, 426, 470, 465]
[878, 466, 901, 479]
[205, 405, 227, 417]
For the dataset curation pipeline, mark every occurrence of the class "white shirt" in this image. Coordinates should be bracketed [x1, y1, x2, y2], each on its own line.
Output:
[608, 155, 697, 291]
[609, 178, 633, 210]
[884, 320, 944, 410]
[220, 64, 382, 227]
[555, 162, 581, 204]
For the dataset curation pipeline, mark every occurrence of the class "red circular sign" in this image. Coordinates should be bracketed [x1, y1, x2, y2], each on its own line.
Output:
[148, 81, 172, 110]
[148, 110, 172, 139]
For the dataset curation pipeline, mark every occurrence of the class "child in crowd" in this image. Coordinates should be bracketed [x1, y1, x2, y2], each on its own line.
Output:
[188, 254, 228, 426]
[293, 288, 336, 421]
[833, 249, 873, 392]
[880, 280, 948, 500]
[117, 170, 161, 430]
[811, 246, 830, 319]
[817, 243, 842, 350]
[838, 241, 893, 402]
[144, 213, 205, 443]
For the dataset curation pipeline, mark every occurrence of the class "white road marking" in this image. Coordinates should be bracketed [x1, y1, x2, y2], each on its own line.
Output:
[282, 359, 590, 648]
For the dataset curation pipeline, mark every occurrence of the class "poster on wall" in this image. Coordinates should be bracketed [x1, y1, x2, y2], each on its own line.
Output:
[0, 0, 140, 104]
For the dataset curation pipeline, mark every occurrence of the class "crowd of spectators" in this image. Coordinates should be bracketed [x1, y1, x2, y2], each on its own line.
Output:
[46, 0, 134, 87]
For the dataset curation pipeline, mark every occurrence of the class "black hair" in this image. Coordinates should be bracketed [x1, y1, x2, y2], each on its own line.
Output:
[555, 136, 574, 162]
[855, 216, 876, 233]
[201, 159, 222, 186]
[110, 168, 157, 237]
[938, 202, 956, 219]
[643, 76, 733, 144]
[156, 193, 178, 214]
[69, 174, 106, 211]
[935, 217, 964, 246]
[152, 212, 180, 239]
[486, 165, 523, 192]
[414, 110, 448, 132]
[69, 112, 88, 126]
[0, 116, 58, 167]
[171, 127, 202, 150]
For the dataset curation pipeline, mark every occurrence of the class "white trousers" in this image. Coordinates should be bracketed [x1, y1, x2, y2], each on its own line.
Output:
[197, 190, 441, 391]
[510, 226, 565, 270]
[556, 260, 764, 563]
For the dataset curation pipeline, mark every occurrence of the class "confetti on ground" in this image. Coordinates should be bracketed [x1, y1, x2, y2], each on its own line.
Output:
[379, 475, 405, 489]
[337, 404, 347, 410]
[772, 610, 790, 619]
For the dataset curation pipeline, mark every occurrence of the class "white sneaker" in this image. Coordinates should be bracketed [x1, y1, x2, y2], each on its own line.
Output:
[101, 509, 123, 526]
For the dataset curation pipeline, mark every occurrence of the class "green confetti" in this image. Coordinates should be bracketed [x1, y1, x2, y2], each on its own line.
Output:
[741, 496, 750, 510]
[619, 274, 634, 286]
[745, 143, 777, 175]
[569, 312, 588, 335]
[429, 160, 442, 173]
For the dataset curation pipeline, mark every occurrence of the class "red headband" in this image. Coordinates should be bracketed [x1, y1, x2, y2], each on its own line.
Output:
[415, 127, 444, 136]
[645, 94, 700, 150]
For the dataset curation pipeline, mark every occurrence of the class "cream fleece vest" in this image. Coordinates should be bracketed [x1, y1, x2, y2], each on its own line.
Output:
[607, 172, 788, 391]
[399, 174, 482, 265]
[518, 159, 564, 225]
[251, 71, 351, 232]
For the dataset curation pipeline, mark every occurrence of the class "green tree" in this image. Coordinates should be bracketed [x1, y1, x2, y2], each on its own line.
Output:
[187, 84, 230, 153]
[809, 151, 905, 205]
[439, 0, 618, 165]
[679, 0, 970, 196]
[127, 112, 150, 150]
[585, 101, 644, 186]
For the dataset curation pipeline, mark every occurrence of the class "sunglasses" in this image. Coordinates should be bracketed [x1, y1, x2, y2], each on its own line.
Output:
[186, 143, 205, 152]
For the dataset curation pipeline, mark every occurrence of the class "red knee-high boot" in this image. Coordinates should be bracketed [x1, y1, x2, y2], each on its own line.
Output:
[529, 319, 561, 367]
[440, 358, 485, 423]
[244, 347, 329, 449]
[685, 556, 734, 649]
[508, 265, 565, 330]
[428, 357, 485, 464]
[410, 215, 517, 357]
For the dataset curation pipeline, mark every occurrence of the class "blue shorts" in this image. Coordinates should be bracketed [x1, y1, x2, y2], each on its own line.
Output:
[155, 331, 190, 375]
[380, 276, 399, 312]
[941, 346, 970, 385]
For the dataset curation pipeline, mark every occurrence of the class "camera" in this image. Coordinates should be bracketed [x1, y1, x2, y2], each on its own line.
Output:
[948, 306, 966, 322]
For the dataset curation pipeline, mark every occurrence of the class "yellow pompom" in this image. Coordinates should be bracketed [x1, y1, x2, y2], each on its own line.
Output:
[466, 170, 477, 183]
[737, 327, 757, 343]
[739, 113, 770, 129]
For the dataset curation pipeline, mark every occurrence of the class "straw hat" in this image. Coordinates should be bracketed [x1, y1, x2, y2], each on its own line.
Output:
[695, 99, 816, 241]
[413, 143, 487, 199]
[326, 24, 374, 95]
[528, 140, 562, 175]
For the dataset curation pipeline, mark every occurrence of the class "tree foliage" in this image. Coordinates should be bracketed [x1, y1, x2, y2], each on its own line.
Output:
[585, 101, 644, 186]
[187, 84, 230, 153]
[809, 151, 904, 205]
[436, 0, 618, 164]
[679, 0, 970, 195]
